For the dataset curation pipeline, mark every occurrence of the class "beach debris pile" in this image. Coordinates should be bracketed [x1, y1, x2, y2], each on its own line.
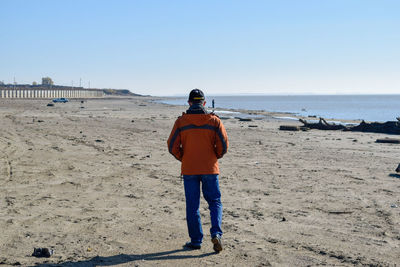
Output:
[280, 117, 400, 135]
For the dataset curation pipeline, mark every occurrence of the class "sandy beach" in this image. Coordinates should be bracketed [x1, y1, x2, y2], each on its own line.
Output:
[1, 97, 399, 266]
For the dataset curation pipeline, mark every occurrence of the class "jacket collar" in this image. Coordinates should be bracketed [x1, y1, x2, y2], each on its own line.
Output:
[186, 103, 208, 114]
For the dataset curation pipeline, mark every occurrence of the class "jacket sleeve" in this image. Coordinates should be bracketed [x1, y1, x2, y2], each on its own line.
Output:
[214, 118, 229, 159]
[167, 119, 183, 161]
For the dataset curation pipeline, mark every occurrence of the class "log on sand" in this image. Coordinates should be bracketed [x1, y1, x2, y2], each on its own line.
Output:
[294, 118, 400, 135]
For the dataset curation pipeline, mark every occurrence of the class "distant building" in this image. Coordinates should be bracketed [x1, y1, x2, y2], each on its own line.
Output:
[42, 77, 54, 86]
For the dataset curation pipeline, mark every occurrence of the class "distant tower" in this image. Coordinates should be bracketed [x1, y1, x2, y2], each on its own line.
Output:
[42, 77, 54, 86]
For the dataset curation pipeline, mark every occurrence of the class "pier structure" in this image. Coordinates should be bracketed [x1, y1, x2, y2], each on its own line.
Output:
[0, 87, 104, 99]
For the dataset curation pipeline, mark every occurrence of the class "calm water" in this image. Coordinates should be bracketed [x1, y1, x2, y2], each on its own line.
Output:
[159, 95, 400, 122]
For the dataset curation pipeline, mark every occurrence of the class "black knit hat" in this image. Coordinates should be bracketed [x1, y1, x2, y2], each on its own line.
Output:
[188, 89, 205, 102]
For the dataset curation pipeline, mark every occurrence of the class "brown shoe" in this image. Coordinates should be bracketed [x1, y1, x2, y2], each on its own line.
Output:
[211, 235, 222, 253]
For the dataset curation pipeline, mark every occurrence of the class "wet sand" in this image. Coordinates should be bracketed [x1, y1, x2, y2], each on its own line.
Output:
[0, 97, 399, 266]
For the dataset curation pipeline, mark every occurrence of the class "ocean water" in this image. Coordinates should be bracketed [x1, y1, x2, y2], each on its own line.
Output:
[158, 95, 400, 122]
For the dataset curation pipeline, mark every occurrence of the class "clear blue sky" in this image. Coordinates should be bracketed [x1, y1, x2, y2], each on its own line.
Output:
[1, 0, 399, 96]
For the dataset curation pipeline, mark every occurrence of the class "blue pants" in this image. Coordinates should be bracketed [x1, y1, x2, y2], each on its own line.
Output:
[183, 174, 223, 246]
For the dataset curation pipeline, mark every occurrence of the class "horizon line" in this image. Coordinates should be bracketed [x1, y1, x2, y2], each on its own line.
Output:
[155, 92, 400, 97]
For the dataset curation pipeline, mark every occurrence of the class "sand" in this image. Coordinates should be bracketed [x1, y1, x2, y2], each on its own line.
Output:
[0, 97, 399, 266]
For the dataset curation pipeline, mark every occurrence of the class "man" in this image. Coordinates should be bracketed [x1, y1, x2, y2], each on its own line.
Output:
[167, 89, 229, 253]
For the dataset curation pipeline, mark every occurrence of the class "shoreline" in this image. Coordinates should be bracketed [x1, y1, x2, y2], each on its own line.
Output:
[154, 95, 400, 123]
[152, 97, 363, 124]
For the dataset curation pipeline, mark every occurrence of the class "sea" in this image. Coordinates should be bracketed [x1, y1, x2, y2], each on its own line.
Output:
[157, 94, 400, 122]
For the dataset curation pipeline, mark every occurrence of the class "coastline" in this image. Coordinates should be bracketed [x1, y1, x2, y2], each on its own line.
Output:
[156, 94, 400, 123]
[1, 97, 399, 266]
[154, 97, 363, 125]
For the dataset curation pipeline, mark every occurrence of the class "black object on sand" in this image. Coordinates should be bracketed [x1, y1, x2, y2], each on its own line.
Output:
[32, 248, 54, 258]
[376, 138, 400, 144]
[279, 125, 300, 131]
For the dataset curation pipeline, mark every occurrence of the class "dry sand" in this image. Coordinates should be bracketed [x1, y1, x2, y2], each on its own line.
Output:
[0, 97, 399, 266]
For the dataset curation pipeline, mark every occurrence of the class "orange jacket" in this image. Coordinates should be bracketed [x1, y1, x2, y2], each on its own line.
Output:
[167, 112, 228, 175]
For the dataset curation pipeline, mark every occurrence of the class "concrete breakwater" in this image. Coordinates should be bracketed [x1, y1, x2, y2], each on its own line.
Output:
[0, 88, 104, 98]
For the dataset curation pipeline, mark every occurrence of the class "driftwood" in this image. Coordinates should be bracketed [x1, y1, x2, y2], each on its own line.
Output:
[280, 125, 310, 131]
[299, 118, 346, 130]
[376, 138, 400, 144]
[280, 125, 300, 131]
[298, 118, 400, 135]
[346, 120, 400, 134]
[238, 118, 252, 121]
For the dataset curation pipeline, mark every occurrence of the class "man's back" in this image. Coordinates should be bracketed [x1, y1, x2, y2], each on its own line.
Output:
[168, 112, 228, 175]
